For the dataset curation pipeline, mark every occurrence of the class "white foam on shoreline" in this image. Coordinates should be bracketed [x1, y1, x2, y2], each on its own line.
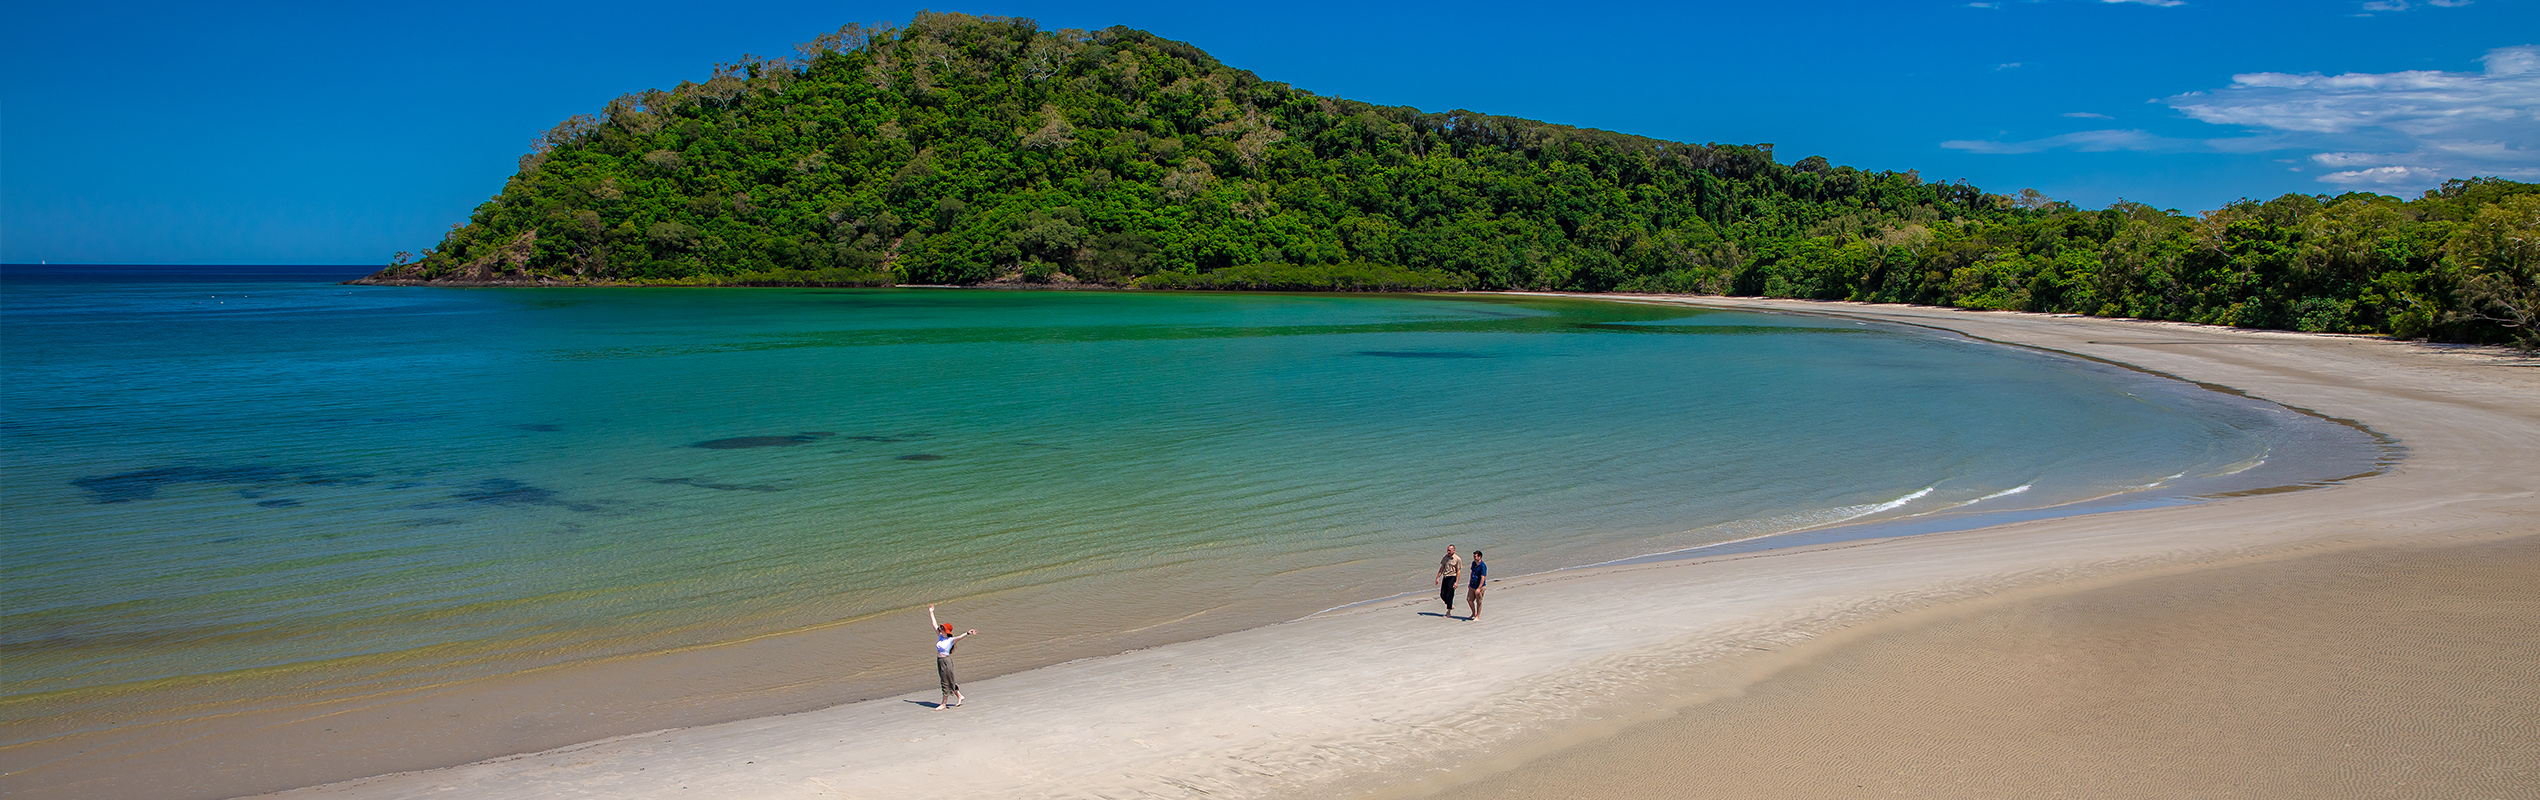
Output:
[2213, 457, 2266, 477]
[1975, 483, 2032, 502]
[1900, 482, 2038, 518]
[1304, 485, 1942, 618]
[1313, 485, 1961, 619]
[1561, 484, 1938, 571]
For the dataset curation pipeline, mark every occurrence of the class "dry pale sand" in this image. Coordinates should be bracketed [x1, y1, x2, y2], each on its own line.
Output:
[1435, 534, 2540, 800]
[216, 298, 2536, 800]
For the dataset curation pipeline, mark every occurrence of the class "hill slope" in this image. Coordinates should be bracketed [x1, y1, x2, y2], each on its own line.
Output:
[359, 12, 2539, 349]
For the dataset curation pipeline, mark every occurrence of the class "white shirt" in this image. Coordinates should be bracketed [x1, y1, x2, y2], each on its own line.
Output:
[936, 635, 956, 657]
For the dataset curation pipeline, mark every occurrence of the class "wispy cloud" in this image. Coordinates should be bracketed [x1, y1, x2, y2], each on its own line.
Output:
[1941, 129, 2196, 154]
[1942, 45, 2540, 193]
[2063, 111, 2114, 119]
[2358, 0, 2472, 12]
[1995, 62, 2023, 71]
[2317, 165, 2447, 186]
[2355, 1, 2471, 16]
[2103, 0, 2187, 7]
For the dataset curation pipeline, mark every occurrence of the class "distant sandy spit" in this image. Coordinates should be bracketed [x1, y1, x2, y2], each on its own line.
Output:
[255, 297, 2535, 800]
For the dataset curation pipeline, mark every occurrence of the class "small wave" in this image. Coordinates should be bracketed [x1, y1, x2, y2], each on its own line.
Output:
[2135, 471, 2189, 490]
[1864, 485, 1935, 514]
[1908, 483, 2037, 517]
[1565, 485, 1940, 571]
[2212, 458, 2266, 477]
[1973, 484, 2032, 502]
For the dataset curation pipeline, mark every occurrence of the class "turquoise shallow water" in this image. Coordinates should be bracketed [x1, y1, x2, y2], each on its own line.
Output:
[1, 267, 2374, 715]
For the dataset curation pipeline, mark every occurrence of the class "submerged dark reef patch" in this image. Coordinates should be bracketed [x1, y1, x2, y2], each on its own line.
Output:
[1356, 350, 1495, 359]
[650, 477, 789, 492]
[453, 478, 603, 512]
[895, 454, 946, 461]
[453, 478, 557, 505]
[847, 433, 933, 443]
[693, 431, 836, 449]
[72, 465, 372, 504]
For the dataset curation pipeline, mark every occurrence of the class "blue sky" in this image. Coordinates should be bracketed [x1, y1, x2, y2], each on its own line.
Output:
[4, 0, 2533, 265]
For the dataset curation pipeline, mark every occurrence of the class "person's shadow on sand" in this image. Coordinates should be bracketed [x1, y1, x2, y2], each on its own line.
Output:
[1417, 611, 1468, 620]
[905, 699, 948, 709]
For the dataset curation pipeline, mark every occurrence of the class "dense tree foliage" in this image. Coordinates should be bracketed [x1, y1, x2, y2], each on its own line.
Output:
[362, 13, 2540, 349]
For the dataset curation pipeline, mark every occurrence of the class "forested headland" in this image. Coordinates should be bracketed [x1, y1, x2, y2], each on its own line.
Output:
[358, 12, 2540, 349]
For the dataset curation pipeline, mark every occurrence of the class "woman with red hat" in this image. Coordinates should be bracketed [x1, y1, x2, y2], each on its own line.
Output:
[928, 604, 978, 709]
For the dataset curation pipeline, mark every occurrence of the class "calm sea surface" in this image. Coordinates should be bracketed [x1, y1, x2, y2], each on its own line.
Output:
[2, 266, 2374, 730]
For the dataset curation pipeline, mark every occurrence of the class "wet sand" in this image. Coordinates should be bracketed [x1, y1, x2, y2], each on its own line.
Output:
[1439, 535, 2540, 800]
[204, 297, 2538, 800]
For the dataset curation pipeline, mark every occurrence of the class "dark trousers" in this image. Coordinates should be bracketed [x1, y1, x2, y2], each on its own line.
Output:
[1440, 575, 1458, 609]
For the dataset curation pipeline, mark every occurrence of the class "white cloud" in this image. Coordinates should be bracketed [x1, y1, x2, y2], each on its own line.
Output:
[2318, 165, 2445, 185]
[2104, 0, 2187, 6]
[2171, 51, 2538, 135]
[2311, 151, 2391, 167]
[2063, 111, 2114, 119]
[1944, 45, 2540, 195]
[2164, 45, 2540, 191]
[1996, 62, 2023, 70]
[2487, 46, 2538, 75]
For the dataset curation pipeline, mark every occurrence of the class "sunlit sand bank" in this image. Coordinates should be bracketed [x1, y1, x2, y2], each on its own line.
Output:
[245, 297, 2537, 800]
[1445, 533, 2540, 800]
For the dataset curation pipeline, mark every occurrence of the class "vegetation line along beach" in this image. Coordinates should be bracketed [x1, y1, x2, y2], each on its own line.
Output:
[354, 12, 2536, 351]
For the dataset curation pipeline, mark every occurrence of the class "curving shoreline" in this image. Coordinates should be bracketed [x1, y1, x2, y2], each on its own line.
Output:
[220, 296, 2538, 800]
[7, 289, 2355, 800]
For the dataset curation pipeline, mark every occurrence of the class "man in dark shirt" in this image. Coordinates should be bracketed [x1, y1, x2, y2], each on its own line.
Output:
[1465, 551, 1489, 621]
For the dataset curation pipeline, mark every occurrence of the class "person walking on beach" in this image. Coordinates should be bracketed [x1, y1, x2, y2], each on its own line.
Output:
[1436, 545, 1461, 617]
[928, 604, 977, 709]
[1465, 551, 1488, 621]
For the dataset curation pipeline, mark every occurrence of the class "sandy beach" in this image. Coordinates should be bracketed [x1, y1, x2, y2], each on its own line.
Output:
[1447, 532, 2540, 800]
[106, 298, 2540, 799]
